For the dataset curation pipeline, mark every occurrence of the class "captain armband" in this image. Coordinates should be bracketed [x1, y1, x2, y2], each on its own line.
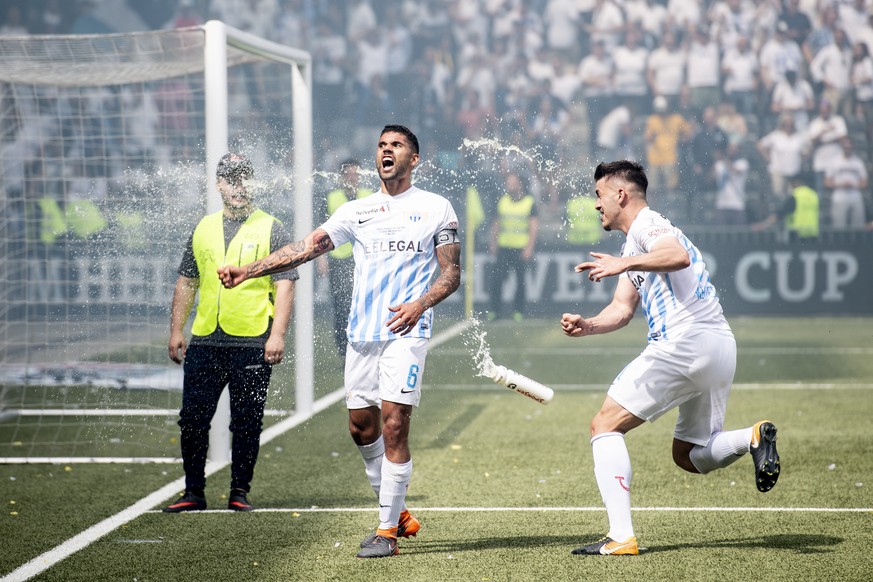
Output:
[434, 228, 459, 247]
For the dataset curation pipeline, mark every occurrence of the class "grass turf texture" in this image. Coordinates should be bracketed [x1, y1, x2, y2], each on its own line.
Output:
[2, 317, 872, 581]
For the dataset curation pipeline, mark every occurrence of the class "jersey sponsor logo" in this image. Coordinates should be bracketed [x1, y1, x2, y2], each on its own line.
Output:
[644, 227, 671, 238]
[360, 240, 425, 254]
[355, 205, 389, 219]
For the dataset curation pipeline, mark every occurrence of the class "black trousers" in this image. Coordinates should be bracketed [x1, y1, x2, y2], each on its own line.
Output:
[489, 247, 529, 318]
[179, 345, 271, 493]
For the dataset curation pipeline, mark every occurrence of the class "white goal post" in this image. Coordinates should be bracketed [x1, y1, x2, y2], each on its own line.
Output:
[0, 21, 313, 463]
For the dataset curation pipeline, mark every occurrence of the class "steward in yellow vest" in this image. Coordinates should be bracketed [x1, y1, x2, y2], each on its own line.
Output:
[164, 153, 298, 513]
[488, 172, 539, 321]
[752, 175, 819, 240]
[565, 194, 602, 245]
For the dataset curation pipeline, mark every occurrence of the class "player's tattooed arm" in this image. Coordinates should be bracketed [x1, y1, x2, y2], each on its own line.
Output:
[248, 228, 334, 278]
[219, 228, 334, 288]
[418, 242, 462, 311]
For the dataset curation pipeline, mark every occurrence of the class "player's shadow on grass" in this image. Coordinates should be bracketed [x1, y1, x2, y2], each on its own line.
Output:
[645, 534, 843, 555]
[407, 534, 582, 554]
[406, 534, 842, 556]
[422, 403, 487, 449]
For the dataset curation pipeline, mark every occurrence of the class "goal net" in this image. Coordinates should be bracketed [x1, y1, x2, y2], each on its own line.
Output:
[0, 22, 314, 463]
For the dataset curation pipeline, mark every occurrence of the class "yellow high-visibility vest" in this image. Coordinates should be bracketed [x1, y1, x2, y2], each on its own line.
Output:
[326, 187, 373, 259]
[786, 185, 819, 238]
[497, 193, 534, 249]
[566, 196, 602, 244]
[191, 209, 276, 337]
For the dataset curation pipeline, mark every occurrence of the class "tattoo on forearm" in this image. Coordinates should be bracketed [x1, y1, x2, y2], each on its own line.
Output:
[243, 230, 333, 279]
[420, 244, 461, 310]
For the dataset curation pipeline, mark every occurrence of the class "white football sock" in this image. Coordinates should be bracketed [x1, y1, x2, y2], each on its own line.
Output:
[357, 436, 385, 498]
[591, 432, 634, 542]
[689, 427, 754, 474]
[378, 458, 412, 531]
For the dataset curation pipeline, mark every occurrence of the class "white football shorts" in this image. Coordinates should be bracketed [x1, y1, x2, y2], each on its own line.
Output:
[344, 337, 429, 409]
[607, 328, 737, 446]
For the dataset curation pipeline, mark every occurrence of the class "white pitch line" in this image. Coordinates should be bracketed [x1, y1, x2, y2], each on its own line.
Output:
[141, 505, 873, 514]
[1, 321, 473, 582]
[437, 346, 873, 356]
[429, 383, 873, 392]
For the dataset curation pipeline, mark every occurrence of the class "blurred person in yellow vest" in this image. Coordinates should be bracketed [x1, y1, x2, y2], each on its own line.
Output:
[317, 159, 373, 357]
[488, 171, 539, 321]
[565, 193, 602, 246]
[34, 196, 67, 245]
[163, 153, 298, 513]
[752, 174, 820, 241]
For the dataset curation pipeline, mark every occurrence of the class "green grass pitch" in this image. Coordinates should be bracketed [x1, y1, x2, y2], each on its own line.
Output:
[2, 317, 872, 581]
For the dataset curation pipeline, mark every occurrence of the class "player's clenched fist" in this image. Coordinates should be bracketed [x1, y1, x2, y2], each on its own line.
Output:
[217, 265, 248, 289]
[561, 313, 589, 337]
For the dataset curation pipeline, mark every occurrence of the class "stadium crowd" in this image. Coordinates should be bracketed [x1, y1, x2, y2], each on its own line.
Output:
[2, 0, 873, 233]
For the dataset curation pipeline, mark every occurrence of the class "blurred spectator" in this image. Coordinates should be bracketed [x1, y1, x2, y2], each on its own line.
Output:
[163, 0, 203, 29]
[716, 100, 749, 145]
[625, 0, 668, 48]
[709, 0, 755, 54]
[647, 30, 686, 111]
[311, 16, 347, 130]
[759, 22, 804, 95]
[757, 114, 807, 200]
[612, 28, 650, 115]
[0, 5, 28, 36]
[752, 174, 820, 241]
[385, 11, 414, 118]
[346, 0, 376, 43]
[565, 192, 602, 245]
[777, 0, 812, 49]
[850, 41, 873, 161]
[586, 0, 624, 50]
[645, 95, 693, 209]
[488, 170, 539, 322]
[824, 137, 868, 229]
[578, 40, 614, 145]
[544, 0, 581, 56]
[667, 0, 703, 32]
[684, 106, 728, 218]
[596, 101, 635, 161]
[276, 0, 310, 48]
[456, 87, 494, 140]
[686, 26, 722, 116]
[806, 98, 848, 203]
[713, 142, 750, 225]
[802, 5, 838, 64]
[38, 0, 64, 34]
[837, 0, 870, 50]
[722, 36, 758, 117]
[809, 28, 853, 119]
[770, 69, 815, 131]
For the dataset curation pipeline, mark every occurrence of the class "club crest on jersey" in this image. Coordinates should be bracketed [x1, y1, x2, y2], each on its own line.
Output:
[408, 212, 422, 222]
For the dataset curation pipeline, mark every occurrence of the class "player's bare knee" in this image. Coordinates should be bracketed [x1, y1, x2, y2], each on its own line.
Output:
[672, 444, 699, 474]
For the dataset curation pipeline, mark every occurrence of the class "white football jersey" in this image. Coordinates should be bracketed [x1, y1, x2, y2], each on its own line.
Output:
[622, 207, 730, 342]
[320, 185, 459, 342]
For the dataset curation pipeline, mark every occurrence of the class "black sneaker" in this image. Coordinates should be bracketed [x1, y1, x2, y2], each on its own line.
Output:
[228, 489, 254, 512]
[163, 491, 206, 513]
[356, 534, 398, 558]
[751, 421, 780, 492]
